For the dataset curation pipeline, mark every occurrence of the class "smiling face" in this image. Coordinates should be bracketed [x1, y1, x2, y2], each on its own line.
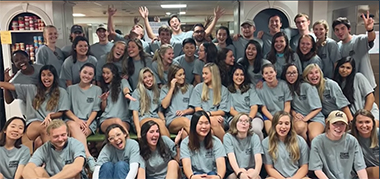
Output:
[169, 17, 181, 32]
[268, 15, 282, 33]
[146, 124, 160, 148]
[233, 69, 245, 87]
[313, 23, 327, 40]
[44, 27, 58, 43]
[217, 28, 228, 43]
[193, 26, 205, 42]
[96, 29, 109, 42]
[143, 71, 154, 89]
[159, 30, 171, 44]
[328, 121, 347, 140]
[245, 43, 258, 60]
[183, 43, 196, 58]
[198, 44, 206, 61]
[175, 68, 186, 85]
[113, 43, 126, 60]
[108, 127, 127, 150]
[295, 16, 310, 31]
[338, 62, 353, 78]
[102, 67, 113, 84]
[75, 40, 89, 56]
[225, 50, 235, 66]
[299, 37, 313, 55]
[202, 67, 212, 85]
[12, 53, 30, 71]
[306, 67, 321, 85]
[163, 48, 174, 65]
[49, 125, 68, 150]
[5, 119, 24, 141]
[127, 41, 140, 58]
[275, 115, 291, 140]
[79, 66, 94, 84]
[41, 70, 54, 89]
[274, 36, 286, 53]
[241, 24, 255, 38]
[196, 116, 211, 138]
[334, 24, 350, 42]
[285, 65, 298, 84]
[262, 66, 276, 83]
[355, 114, 374, 137]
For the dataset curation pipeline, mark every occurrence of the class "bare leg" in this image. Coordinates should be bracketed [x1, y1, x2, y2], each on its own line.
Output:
[67, 120, 92, 157]
[22, 135, 33, 154]
[264, 120, 272, 135]
[26, 121, 49, 143]
[308, 122, 324, 142]
[34, 167, 50, 178]
[367, 166, 379, 179]
[294, 121, 307, 140]
[166, 160, 179, 179]
[140, 118, 170, 137]
[210, 116, 225, 142]
[168, 117, 190, 134]
[100, 118, 130, 134]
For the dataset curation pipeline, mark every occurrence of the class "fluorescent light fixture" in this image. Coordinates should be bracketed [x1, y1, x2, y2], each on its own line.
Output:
[166, 12, 171, 15]
[161, 4, 187, 8]
[73, 13, 86, 17]
[179, 11, 186, 15]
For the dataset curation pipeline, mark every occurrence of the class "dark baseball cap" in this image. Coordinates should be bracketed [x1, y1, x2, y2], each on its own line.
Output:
[71, 24, 83, 33]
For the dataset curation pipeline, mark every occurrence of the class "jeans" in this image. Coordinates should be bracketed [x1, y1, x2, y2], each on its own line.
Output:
[194, 171, 217, 175]
[99, 161, 130, 179]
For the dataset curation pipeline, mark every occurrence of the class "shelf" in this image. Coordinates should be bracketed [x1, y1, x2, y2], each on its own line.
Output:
[10, 30, 43, 33]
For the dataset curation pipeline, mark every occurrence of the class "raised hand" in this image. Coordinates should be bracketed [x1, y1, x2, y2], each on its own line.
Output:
[108, 6, 117, 17]
[214, 6, 225, 20]
[362, 11, 374, 31]
[134, 17, 140, 24]
[257, 31, 264, 39]
[4, 68, 14, 82]
[139, 6, 149, 19]
[99, 91, 110, 101]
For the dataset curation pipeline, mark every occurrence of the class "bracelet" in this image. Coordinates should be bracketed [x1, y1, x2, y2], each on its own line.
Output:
[189, 174, 193, 179]
[207, 111, 211, 116]
[237, 171, 243, 179]
[367, 28, 374, 32]
[124, 92, 131, 96]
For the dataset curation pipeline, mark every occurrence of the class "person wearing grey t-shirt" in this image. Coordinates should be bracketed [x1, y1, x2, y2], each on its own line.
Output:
[90, 24, 113, 61]
[262, 111, 309, 179]
[61, 24, 85, 59]
[224, 113, 263, 179]
[333, 14, 377, 89]
[290, 13, 315, 51]
[351, 109, 379, 179]
[173, 38, 198, 85]
[138, 121, 182, 179]
[22, 120, 86, 179]
[181, 111, 226, 179]
[60, 36, 97, 87]
[309, 110, 367, 179]
[296, 34, 323, 71]
[214, 26, 236, 60]
[92, 124, 139, 179]
[282, 64, 325, 142]
[0, 117, 30, 179]
[233, 20, 263, 60]
[151, 44, 173, 86]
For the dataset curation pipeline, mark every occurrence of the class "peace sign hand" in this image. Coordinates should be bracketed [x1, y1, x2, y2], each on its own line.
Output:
[362, 11, 374, 31]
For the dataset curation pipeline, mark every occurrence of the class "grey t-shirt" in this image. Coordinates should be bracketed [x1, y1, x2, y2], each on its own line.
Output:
[320, 78, 350, 116]
[14, 84, 70, 124]
[160, 85, 194, 126]
[171, 31, 194, 43]
[338, 34, 376, 88]
[129, 88, 160, 120]
[180, 136, 226, 174]
[97, 139, 140, 166]
[355, 129, 379, 167]
[229, 88, 263, 119]
[192, 59, 205, 82]
[95, 54, 125, 81]
[61, 44, 72, 59]
[90, 42, 113, 61]
[223, 133, 263, 169]
[301, 55, 323, 71]
[60, 55, 97, 85]
[237, 58, 271, 86]
[262, 135, 309, 178]
[317, 37, 340, 79]
[173, 54, 197, 84]
[256, 80, 292, 116]
[0, 145, 30, 179]
[139, 136, 176, 179]
[233, 37, 263, 60]
[151, 61, 168, 85]
[129, 57, 153, 90]
[149, 41, 183, 57]
[36, 45, 66, 87]
[67, 84, 102, 120]
[189, 83, 230, 113]
[271, 52, 302, 78]
[309, 133, 367, 179]
[29, 137, 86, 177]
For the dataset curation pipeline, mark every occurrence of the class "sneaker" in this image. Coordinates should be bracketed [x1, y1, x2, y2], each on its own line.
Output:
[87, 156, 96, 173]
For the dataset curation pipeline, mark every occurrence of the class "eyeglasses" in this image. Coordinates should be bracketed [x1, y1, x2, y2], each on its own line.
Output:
[238, 119, 250, 124]
[286, 71, 298, 76]
[194, 30, 205, 34]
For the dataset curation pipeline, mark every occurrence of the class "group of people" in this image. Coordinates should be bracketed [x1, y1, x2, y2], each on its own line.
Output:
[0, 4, 378, 179]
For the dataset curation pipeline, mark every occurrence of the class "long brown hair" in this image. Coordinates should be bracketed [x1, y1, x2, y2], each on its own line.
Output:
[165, 64, 189, 94]
[351, 109, 379, 148]
[33, 65, 60, 111]
[106, 41, 129, 76]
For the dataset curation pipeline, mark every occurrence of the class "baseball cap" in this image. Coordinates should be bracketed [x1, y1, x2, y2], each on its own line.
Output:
[71, 24, 83, 33]
[96, 24, 107, 31]
[326, 110, 348, 125]
[241, 19, 255, 27]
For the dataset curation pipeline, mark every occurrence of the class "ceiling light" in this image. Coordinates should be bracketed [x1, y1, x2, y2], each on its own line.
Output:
[179, 11, 186, 15]
[73, 13, 86, 17]
[166, 12, 171, 15]
[161, 4, 187, 8]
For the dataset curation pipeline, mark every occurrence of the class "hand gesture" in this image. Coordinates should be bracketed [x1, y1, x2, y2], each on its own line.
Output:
[257, 31, 264, 39]
[99, 91, 110, 101]
[108, 6, 117, 17]
[170, 78, 177, 88]
[175, 110, 184, 116]
[362, 11, 374, 31]
[124, 93, 137, 101]
[232, 34, 241, 41]
[174, 128, 183, 144]
[154, 16, 160, 22]
[134, 17, 140, 24]
[41, 112, 54, 127]
[4, 68, 14, 82]
[139, 6, 149, 19]
[214, 6, 225, 20]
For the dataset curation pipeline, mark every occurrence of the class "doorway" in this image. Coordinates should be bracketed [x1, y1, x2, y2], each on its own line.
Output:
[253, 8, 290, 36]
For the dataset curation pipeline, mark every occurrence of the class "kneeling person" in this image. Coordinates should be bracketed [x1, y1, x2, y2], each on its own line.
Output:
[22, 120, 86, 179]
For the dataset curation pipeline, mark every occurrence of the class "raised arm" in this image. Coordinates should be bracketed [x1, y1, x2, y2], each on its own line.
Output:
[107, 7, 117, 40]
[3, 68, 15, 104]
[362, 11, 376, 42]
[139, 6, 157, 40]
[204, 6, 225, 36]
[0, 81, 15, 91]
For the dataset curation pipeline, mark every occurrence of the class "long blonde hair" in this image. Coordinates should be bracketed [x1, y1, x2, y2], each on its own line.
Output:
[136, 67, 160, 115]
[201, 63, 221, 106]
[351, 109, 379, 148]
[312, 20, 329, 47]
[106, 41, 129, 76]
[302, 64, 325, 100]
[152, 44, 173, 82]
[268, 111, 300, 163]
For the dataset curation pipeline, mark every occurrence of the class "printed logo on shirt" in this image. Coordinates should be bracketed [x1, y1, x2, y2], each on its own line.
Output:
[183, 97, 189, 103]
[65, 159, 73, 164]
[323, 91, 331, 99]
[298, 95, 307, 100]
[245, 148, 252, 155]
[8, 160, 19, 168]
[349, 50, 355, 56]
[278, 96, 285, 101]
[87, 97, 94, 103]
[244, 96, 250, 103]
[340, 152, 349, 159]
[205, 150, 214, 158]
[320, 54, 327, 59]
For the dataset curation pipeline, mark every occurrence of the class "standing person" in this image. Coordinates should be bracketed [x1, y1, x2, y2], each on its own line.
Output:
[333, 11, 377, 89]
[227, 65, 264, 140]
[237, 40, 271, 86]
[214, 26, 235, 56]
[256, 63, 292, 134]
[0, 117, 30, 179]
[193, 42, 218, 84]
[137, 121, 182, 179]
[312, 20, 340, 79]
[257, 14, 286, 56]
[224, 113, 263, 179]
[216, 48, 235, 87]
[351, 109, 379, 179]
[173, 38, 197, 84]
[61, 25, 85, 59]
[296, 34, 323, 71]
[60, 36, 97, 87]
[151, 44, 174, 86]
[281, 64, 325, 141]
[333, 56, 379, 127]
[309, 110, 368, 179]
[266, 32, 302, 78]
[22, 120, 87, 179]
[90, 24, 113, 61]
[92, 124, 140, 179]
[129, 67, 170, 139]
[95, 41, 129, 84]
[290, 13, 315, 50]
[233, 20, 263, 59]
[262, 111, 309, 179]
[303, 64, 353, 122]
[160, 64, 194, 136]
[0, 65, 70, 143]
[64, 63, 101, 172]
[180, 111, 226, 179]
[98, 63, 135, 133]
[189, 63, 230, 141]
[36, 25, 65, 87]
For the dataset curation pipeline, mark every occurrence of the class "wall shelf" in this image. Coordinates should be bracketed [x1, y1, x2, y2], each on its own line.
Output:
[10, 30, 43, 33]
